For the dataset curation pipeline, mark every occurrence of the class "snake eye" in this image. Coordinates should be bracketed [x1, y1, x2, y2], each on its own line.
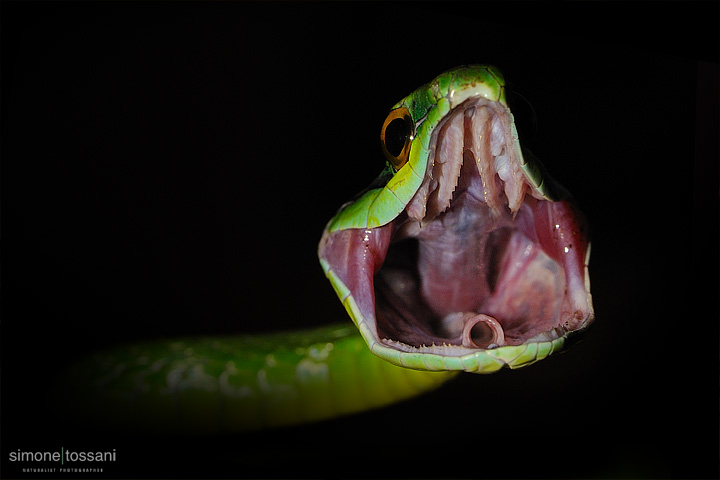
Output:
[380, 107, 413, 171]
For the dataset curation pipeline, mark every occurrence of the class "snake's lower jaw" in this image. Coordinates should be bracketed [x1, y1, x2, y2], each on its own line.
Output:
[319, 98, 594, 372]
[318, 201, 593, 372]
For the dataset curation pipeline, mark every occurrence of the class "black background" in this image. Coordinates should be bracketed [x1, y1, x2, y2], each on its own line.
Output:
[2, 2, 718, 479]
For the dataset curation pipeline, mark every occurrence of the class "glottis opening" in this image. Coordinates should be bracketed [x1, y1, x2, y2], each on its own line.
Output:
[373, 98, 592, 354]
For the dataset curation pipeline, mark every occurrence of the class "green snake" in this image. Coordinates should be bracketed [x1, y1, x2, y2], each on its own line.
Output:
[61, 65, 594, 433]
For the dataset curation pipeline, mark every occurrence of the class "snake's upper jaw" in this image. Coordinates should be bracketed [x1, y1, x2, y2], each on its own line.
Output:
[318, 98, 594, 372]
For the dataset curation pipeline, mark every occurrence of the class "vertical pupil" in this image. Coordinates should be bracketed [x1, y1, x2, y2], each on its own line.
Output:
[385, 117, 409, 157]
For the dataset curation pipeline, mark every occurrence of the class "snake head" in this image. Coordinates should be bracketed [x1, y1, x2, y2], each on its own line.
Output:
[318, 65, 594, 373]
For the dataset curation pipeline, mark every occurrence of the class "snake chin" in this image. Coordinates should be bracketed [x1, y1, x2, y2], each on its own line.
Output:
[319, 98, 594, 357]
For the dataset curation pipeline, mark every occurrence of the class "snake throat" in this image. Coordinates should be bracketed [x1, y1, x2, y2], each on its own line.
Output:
[319, 94, 593, 360]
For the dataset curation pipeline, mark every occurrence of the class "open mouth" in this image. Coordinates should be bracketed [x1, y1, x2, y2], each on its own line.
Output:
[319, 96, 594, 364]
